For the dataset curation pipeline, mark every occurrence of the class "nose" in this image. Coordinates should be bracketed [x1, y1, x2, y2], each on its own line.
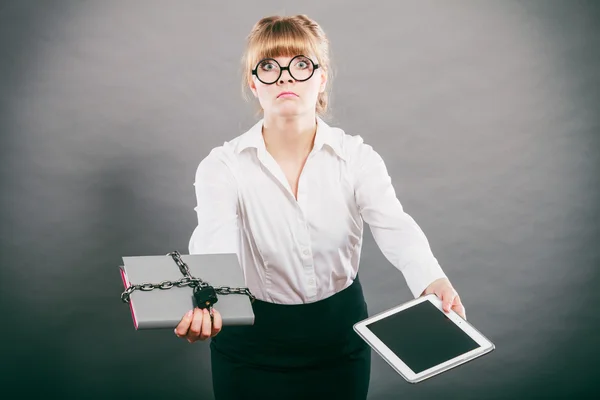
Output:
[278, 68, 295, 84]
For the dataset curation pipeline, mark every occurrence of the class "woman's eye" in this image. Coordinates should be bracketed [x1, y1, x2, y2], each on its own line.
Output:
[294, 58, 311, 69]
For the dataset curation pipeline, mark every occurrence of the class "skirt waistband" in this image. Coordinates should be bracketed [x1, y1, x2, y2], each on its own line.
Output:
[249, 274, 365, 324]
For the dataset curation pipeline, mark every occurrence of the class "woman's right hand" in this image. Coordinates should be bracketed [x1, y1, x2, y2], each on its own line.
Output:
[174, 307, 222, 343]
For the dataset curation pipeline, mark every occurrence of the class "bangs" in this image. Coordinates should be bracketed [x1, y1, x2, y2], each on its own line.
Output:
[247, 20, 319, 68]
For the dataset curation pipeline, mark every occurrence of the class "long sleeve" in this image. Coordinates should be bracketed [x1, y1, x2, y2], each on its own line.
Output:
[351, 137, 447, 298]
[188, 148, 240, 255]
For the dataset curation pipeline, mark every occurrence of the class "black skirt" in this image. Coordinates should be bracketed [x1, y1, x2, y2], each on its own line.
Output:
[209, 274, 371, 400]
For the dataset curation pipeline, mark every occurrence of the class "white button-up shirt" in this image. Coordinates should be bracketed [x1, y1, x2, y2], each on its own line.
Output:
[188, 117, 447, 304]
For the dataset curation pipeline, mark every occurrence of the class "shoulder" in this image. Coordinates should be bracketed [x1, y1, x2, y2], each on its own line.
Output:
[193, 130, 250, 182]
[195, 117, 261, 167]
[323, 120, 379, 165]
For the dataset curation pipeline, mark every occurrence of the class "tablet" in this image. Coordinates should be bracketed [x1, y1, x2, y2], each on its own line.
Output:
[353, 293, 494, 383]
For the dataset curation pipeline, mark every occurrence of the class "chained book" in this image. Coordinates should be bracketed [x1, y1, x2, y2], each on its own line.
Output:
[119, 252, 255, 330]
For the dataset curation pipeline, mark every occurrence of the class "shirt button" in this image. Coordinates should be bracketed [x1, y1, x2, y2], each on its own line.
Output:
[303, 248, 310, 256]
[308, 278, 315, 285]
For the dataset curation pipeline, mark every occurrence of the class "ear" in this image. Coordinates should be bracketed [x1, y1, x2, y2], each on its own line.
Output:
[319, 70, 327, 93]
[249, 77, 258, 98]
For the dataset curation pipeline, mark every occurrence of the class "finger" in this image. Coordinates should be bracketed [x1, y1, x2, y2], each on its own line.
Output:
[452, 303, 466, 319]
[187, 308, 204, 342]
[442, 289, 456, 313]
[211, 309, 222, 337]
[200, 309, 212, 340]
[453, 294, 462, 308]
[174, 309, 194, 337]
[450, 294, 466, 318]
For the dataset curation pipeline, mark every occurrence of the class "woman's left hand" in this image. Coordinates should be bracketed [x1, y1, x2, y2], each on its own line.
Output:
[421, 278, 467, 320]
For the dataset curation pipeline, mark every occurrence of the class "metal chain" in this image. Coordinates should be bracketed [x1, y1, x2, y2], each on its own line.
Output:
[120, 251, 255, 304]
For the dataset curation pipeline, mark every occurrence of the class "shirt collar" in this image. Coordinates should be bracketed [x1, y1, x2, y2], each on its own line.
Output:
[234, 116, 345, 160]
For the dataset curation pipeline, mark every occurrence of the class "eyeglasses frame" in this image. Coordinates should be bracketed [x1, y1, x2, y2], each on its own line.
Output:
[251, 55, 320, 85]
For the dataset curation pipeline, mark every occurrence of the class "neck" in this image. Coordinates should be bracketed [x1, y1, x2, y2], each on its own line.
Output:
[262, 112, 317, 159]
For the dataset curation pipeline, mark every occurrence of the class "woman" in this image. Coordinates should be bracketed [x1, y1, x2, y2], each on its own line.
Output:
[175, 14, 466, 400]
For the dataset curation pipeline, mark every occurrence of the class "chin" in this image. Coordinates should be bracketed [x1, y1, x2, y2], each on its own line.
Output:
[276, 102, 311, 115]
[273, 108, 302, 118]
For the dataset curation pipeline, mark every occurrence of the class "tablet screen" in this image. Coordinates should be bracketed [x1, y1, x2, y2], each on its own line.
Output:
[365, 300, 480, 373]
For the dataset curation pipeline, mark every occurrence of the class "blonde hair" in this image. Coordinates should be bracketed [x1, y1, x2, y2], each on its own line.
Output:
[240, 15, 333, 118]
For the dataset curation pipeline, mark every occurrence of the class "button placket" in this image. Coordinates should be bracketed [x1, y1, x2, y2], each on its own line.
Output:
[297, 205, 312, 261]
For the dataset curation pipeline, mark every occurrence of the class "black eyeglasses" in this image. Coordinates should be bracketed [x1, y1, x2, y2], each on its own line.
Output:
[252, 55, 319, 85]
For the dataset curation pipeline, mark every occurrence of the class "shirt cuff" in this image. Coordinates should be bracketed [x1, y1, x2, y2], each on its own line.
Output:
[401, 261, 448, 299]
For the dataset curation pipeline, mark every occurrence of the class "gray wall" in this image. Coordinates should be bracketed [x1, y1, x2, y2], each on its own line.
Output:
[1, 1, 599, 399]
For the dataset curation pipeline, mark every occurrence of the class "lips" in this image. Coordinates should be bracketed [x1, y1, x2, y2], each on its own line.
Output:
[277, 91, 298, 98]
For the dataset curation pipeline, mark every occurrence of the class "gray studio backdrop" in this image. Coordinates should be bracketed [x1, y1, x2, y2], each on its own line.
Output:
[1, 1, 599, 399]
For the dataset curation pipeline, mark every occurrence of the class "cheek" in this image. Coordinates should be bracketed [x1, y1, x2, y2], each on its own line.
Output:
[304, 82, 322, 99]
[255, 87, 274, 106]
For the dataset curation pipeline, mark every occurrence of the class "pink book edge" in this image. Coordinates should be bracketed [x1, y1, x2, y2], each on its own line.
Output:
[119, 267, 139, 330]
